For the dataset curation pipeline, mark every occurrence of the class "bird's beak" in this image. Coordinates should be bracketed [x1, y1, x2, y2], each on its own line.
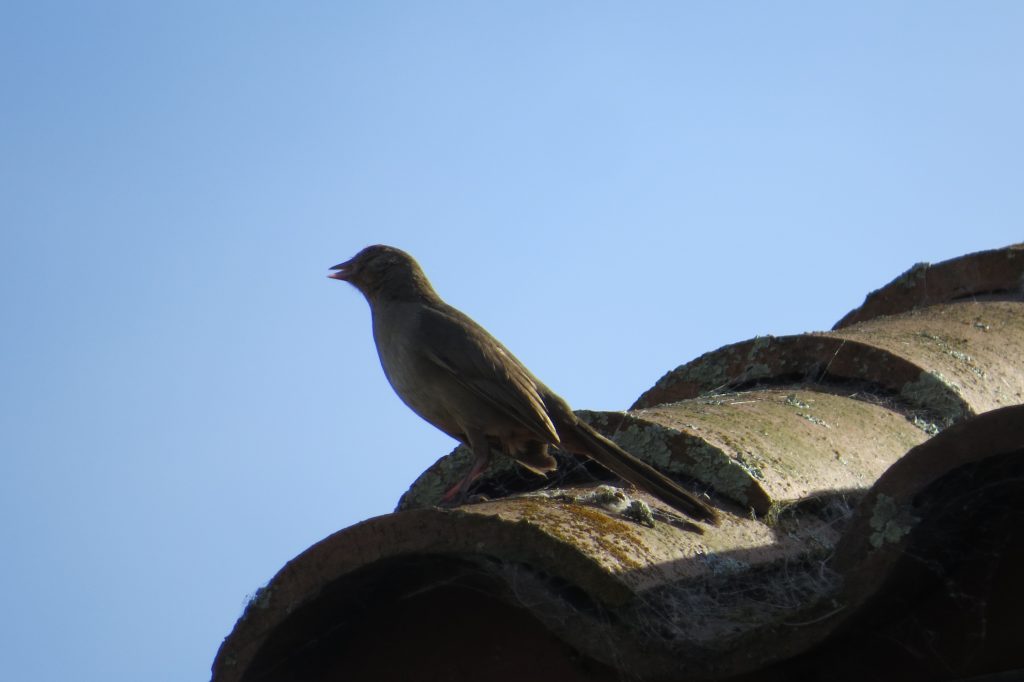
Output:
[328, 259, 354, 281]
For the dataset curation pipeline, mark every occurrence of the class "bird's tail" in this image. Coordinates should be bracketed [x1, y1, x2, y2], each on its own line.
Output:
[561, 418, 719, 524]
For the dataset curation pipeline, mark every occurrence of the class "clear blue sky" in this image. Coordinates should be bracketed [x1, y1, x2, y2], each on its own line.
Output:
[1, 3, 1021, 680]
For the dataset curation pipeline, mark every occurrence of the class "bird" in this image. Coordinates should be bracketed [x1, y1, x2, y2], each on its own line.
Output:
[329, 245, 718, 524]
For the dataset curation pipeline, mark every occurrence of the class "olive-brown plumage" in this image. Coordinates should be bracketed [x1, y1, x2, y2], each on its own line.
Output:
[330, 245, 718, 524]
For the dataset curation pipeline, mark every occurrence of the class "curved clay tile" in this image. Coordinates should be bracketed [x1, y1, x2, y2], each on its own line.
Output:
[633, 300, 1024, 423]
[833, 403, 1024, 605]
[767, 404, 1024, 680]
[212, 486, 853, 680]
[834, 243, 1024, 328]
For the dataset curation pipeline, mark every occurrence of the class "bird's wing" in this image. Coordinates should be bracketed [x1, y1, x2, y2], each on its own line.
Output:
[418, 304, 561, 444]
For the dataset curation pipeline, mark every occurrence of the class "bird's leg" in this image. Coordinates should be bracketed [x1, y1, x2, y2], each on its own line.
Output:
[439, 431, 492, 505]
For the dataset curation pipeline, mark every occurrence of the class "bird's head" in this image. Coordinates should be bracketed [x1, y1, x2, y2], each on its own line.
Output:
[328, 245, 439, 302]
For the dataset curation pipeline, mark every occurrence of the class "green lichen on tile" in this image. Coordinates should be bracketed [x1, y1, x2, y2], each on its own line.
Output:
[784, 394, 811, 409]
[587, 413, 760, 507]
[894, 261, 929, 290]
[796, 412, 831, 428]
[239, 584, 274, 625]
[398, 443, 525, 510]
[946, 349, 971, 363]
[945, 348, 986, 379]
[678, 352, 734, 389]
[611, 421, 675, 470]
[685, 450, 754, 506]
[909, 415, 941, 435]
[613, 421, 757, 504]
[623, 499, 656, 528]
[731, 452, 765, 481]
[915, 330, 988, 380]
[900, 370, 969, 424]
[396, 447, 472, 509]
[868, 493, 918, 548]
[581, 484, 630, 513]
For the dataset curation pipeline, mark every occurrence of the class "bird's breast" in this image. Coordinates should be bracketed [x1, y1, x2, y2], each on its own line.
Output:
[371, 303, 463, 435]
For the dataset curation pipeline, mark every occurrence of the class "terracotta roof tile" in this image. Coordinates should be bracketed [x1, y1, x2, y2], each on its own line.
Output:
[835, 242, 1024, 327]
[634, 300, 1024, 424]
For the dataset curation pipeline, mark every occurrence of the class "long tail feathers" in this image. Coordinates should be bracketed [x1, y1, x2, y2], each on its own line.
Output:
[563, 419, 719, 524]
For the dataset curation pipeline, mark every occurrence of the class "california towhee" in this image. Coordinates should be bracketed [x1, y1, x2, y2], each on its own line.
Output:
[330, 245, 718, 524]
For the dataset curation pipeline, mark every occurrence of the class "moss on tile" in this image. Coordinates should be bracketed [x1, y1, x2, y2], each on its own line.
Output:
[517, 499, 649, 571]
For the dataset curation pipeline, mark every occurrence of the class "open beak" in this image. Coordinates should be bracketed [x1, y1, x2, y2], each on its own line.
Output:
[328, 259, 354, 281]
